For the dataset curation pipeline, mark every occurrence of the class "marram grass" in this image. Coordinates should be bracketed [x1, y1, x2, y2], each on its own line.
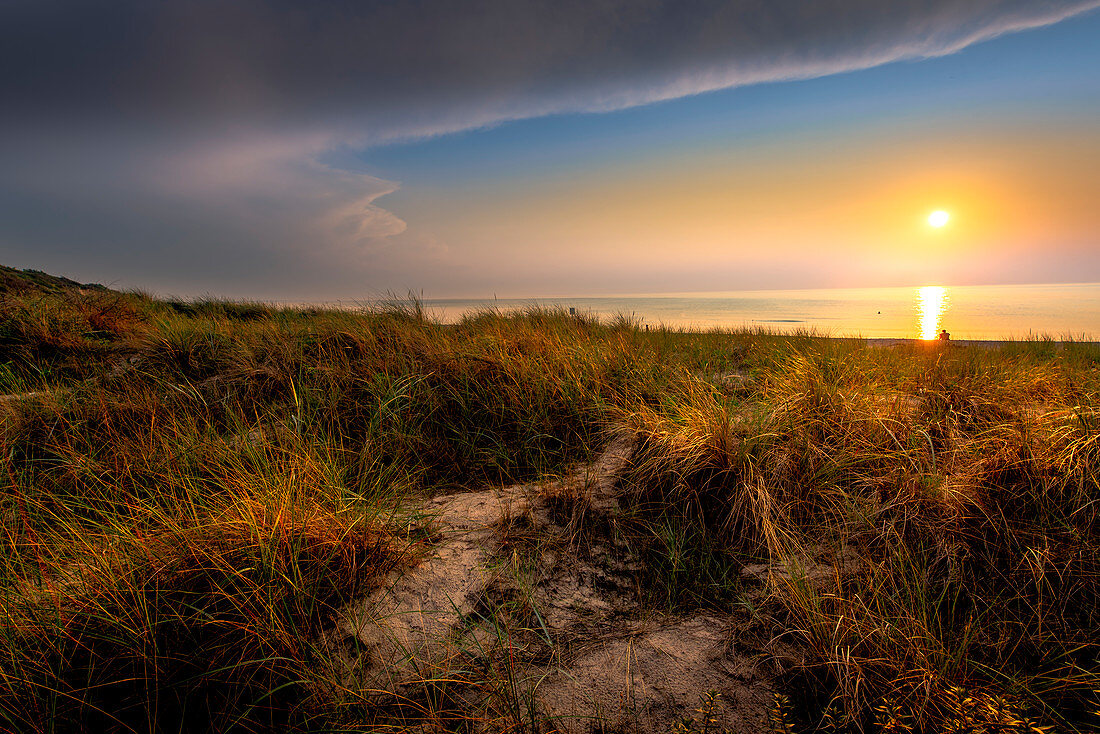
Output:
[1, 285, 1099, 732]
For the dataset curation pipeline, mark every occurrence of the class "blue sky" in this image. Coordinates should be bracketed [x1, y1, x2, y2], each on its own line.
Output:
[1, 1, 1098, 299]
[345, 7, 1100, 297]
[354, 11, 1100, 190]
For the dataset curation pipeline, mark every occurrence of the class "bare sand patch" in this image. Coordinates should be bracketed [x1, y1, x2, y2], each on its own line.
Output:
[537, 616, 770, 734]
[324, 435, 777, 731]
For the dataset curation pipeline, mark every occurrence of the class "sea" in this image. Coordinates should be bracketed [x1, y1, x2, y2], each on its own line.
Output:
[410, 283, 1100, 342]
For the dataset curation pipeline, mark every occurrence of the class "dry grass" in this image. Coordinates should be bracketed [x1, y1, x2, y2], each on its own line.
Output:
[619, 338, 1100, 732]
[2, 285, 1099, 732]
[0, 451, 417, 733]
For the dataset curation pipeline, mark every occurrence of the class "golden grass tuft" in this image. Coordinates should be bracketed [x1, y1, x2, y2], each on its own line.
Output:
[1, 479, 415, 733]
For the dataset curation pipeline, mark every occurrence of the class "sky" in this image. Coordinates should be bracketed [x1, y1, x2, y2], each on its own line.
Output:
[1, 1, 1098, 300]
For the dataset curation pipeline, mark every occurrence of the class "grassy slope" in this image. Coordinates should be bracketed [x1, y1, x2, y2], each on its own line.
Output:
[0, 265, 109, 296]
[1, 275, 1099, 732]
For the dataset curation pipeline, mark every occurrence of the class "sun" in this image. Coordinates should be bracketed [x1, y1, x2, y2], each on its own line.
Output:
[928, 210, 950, 228]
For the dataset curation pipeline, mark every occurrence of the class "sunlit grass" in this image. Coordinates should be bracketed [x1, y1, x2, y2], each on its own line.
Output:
[1, 285, 1099, 731]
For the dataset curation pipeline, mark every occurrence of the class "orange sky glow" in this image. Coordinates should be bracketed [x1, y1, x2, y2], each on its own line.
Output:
[403, 121, 1098, 296]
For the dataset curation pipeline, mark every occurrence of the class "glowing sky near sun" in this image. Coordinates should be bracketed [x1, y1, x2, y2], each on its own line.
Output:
[1, 1, 1099, 299]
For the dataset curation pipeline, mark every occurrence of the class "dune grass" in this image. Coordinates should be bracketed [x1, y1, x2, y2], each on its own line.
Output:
[1, 285, 1099, 732]
[620, 335, 1100, 732]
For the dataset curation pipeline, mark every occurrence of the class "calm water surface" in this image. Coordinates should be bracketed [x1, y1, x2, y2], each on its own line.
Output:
[418, 283, 1100, 341]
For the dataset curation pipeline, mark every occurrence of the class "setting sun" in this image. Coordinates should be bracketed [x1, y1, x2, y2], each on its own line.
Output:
[928, 210, 950, 227]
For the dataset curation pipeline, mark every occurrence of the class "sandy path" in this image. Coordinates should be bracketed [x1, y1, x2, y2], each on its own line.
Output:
[326, 436, 774, 733]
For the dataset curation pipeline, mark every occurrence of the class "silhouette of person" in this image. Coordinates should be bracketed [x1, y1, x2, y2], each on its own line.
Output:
[938, 328, 950, 342]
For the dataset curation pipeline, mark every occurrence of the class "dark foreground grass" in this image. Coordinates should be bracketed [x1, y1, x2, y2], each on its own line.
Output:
[2, 283, 1099, 732]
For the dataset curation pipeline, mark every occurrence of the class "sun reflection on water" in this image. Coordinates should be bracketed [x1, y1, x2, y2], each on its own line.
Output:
[918, 286, 948, 340]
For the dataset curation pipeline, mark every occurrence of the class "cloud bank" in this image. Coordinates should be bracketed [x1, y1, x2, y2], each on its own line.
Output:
[1, 0, 1096, 296]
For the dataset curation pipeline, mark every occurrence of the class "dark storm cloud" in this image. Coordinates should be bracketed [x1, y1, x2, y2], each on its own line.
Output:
[0, 0, 1096, 296]
[4, 0, 1098, 139]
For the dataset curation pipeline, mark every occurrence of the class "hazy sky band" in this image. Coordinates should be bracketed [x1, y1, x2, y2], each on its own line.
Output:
[1, 1, 1098, 298]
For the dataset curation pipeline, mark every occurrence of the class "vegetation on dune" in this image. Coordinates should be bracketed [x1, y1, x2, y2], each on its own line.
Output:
[1, 272, 1099, 732]
[621, 337, 1100, 732]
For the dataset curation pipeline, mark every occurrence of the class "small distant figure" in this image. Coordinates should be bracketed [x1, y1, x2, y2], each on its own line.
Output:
[938, 328, 950, 342]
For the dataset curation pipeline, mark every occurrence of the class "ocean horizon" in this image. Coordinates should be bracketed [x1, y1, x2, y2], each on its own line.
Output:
[399, 282, 1100, 342]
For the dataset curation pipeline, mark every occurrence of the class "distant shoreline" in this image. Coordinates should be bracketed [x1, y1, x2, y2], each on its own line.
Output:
[864, 338, 1100, 348]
